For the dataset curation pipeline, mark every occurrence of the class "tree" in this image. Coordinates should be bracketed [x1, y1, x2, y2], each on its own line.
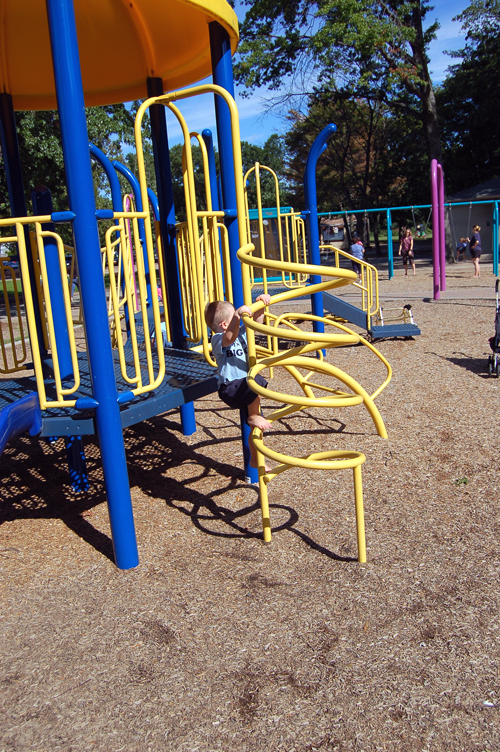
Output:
[235, 0, 442, 163]
[0, 104, 136, 220]
[437, 0, 500, 192]
[285, 91, 427, 209]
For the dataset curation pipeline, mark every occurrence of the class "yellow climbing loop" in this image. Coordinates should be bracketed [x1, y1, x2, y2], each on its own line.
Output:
[237, 243, 392, 562]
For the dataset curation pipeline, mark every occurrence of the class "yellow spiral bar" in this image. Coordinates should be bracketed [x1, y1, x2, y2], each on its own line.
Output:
[235, 241, 391, 562]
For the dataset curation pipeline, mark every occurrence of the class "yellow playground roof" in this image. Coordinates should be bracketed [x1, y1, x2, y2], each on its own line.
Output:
[0, 0, 239, 110]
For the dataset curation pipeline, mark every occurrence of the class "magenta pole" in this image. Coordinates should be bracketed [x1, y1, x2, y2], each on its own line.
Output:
[431, 159, 440, 300]
[437, 163, 446, 291]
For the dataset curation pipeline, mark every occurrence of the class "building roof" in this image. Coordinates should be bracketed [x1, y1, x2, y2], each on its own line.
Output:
[448, 177, 500, 202]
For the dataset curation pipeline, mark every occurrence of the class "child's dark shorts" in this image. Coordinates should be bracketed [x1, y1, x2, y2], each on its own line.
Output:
[218, 374, 268, 413]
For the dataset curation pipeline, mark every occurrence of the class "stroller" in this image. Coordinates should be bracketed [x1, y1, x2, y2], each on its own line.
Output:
[488, 279, 500, 377]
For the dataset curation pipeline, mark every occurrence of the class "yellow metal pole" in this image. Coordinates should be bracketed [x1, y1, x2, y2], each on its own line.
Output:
[353, 464, 366, 563]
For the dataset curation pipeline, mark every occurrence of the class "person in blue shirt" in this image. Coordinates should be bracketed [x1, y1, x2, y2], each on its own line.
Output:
[205, 294, 271, 467]
[349, 236, 365, 279]
[456, 237, 468, 262]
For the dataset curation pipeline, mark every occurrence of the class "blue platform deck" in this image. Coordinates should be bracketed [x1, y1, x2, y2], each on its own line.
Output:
[0, 347, 218, 437]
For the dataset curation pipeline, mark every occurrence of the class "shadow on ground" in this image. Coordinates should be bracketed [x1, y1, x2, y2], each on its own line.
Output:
[0, 408, 357, 564]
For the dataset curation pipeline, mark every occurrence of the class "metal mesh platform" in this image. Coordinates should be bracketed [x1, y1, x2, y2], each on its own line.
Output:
[0, 347, 217, 437]
[370, 323, 421, 339]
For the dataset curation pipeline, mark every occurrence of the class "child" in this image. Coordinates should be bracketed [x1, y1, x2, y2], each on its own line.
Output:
[349, 236, 364, 279]
[205, 295, 271, 468]
[456, 237, 467, 261]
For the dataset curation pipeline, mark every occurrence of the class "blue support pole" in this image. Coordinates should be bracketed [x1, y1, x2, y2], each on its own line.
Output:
[89, 143, 132, 330]
[387, 209, 394, 279]
[304, 126, 337, 333]
[146, 76, 185, 349]
[209, 21, 243, 308]
[45, 0, 138, 569]
[209, 21, 255, 483]
[31, 186, 73, 379]
[27, 187, 87, 492]
[202, 128, 227, 295]
[65, 434, 89, 492]
[202, 129, 220, 212]
[146, 76, 196, 436]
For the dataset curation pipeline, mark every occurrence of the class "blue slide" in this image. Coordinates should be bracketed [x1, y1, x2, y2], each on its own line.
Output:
[0, 393, 42, 456]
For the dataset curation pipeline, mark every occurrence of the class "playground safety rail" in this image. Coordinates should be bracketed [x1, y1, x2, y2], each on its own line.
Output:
[320, 243, 380, 329]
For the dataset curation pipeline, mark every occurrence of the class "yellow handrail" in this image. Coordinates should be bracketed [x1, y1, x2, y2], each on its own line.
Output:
[320, 243, 380, 328]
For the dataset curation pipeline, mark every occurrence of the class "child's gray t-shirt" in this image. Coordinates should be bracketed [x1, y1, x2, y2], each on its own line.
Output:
[211, 321, 249, 386]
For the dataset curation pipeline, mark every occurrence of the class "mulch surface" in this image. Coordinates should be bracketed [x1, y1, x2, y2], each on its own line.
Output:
[1, 257, 499, 751]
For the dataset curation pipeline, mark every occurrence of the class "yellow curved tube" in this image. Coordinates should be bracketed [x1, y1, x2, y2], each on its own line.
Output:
[235, 230, 393, 562]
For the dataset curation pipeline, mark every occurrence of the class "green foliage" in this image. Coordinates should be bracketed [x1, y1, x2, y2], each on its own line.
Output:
[0, 104, 136, 218]
[236, 0, 443, 162]
[284, 89, 429, 213]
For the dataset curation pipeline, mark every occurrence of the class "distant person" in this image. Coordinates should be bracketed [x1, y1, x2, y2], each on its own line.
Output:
[398, 228, 416, 275]
[467, 225, 482, 277]
[349, 236, 364, 279]
[456, 237, 468, 262]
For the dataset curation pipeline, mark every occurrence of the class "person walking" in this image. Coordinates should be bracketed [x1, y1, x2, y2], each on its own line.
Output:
[398, 228, 416, 275]
[467, 225, 482, 277]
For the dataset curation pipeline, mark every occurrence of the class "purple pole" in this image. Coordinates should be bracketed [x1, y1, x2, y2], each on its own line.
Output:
[431, 159, 440, 300]
[437, 163, 446, 292]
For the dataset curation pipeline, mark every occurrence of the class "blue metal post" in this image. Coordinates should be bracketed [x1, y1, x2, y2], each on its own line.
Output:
[146, 76, 185, 348]
[202, 129, 220, 213]
[45, 0, 138, 569]
[209, 21, 243, 308]
[209, 21, 255, 482]
[202, 128, 227, 294]
[31, 186, 73, 379]
[437, 163, 446, 292]
[32, 187, 88, 493]
[387, 209, 394, 279]
[304, 126, 337, 332]
[146, 77, 196, 436]
[89, 143, 132, 330]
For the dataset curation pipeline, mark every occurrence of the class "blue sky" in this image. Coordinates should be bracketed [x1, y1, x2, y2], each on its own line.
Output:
[165, 0, 471, 147]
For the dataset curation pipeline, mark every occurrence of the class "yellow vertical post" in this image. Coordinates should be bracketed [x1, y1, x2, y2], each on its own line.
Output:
[353, 464, 366, 563]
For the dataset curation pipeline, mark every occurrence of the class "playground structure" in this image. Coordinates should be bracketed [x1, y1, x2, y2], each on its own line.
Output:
[0, 0, 393, 567]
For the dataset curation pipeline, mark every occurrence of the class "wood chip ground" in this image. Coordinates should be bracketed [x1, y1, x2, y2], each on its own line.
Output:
[1, 255, 499, 751]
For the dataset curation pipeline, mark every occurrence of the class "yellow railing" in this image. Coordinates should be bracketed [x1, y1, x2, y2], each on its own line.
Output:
[0, 257, 28, 373]
[0, 217, 82, 407]
[0, 208, 169, 408]
[244, 164, 308, 291]
[320, 244, 380, 329]
[100, 211, 166, 396]
[174, 130, 232, 364]
[238, 243, 392, 563]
